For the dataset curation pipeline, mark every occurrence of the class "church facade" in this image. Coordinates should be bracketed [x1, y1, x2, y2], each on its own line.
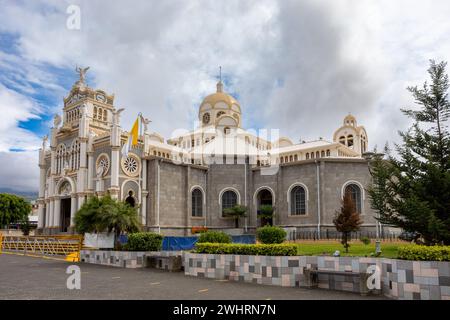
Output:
[36, 69, 378, 236]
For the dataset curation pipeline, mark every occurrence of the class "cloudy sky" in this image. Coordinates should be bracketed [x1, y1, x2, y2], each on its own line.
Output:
[1, 0, 450, 192]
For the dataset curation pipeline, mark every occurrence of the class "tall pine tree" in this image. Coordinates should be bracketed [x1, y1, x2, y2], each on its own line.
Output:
[368, 60, 450, 245]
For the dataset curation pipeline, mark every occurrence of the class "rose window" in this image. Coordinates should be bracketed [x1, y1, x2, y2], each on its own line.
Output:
[96, 154, 110, 177]
[121, 154, 140, 177]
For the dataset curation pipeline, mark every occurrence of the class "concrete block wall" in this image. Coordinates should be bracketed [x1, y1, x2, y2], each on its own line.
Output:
[184, 253, 450, 300]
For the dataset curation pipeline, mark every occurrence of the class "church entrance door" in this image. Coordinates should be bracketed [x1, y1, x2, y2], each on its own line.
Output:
[60, 198, 71, 232]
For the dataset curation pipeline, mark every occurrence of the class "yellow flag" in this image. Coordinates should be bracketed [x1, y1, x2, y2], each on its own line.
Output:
[130, 117, 139, 146]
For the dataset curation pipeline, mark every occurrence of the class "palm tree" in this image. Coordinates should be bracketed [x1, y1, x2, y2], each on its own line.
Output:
[97, 199, 141, 249]
[74, 195, 141, 249]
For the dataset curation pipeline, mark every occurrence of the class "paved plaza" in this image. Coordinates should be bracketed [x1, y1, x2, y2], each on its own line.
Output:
[0, 253, 385, 300]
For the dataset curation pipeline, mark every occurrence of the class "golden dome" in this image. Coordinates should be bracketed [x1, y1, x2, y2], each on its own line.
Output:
[200, 81, 241, 111]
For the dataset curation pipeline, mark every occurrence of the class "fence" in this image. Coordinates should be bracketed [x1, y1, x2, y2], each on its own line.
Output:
[288, 230, 400, 241]
[0, 234, 83, 261]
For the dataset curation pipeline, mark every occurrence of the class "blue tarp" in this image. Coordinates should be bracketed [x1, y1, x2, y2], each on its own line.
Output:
[162, 236, 198, 251]
[162, 234, 256, 251]
[119, 234, 256, 251]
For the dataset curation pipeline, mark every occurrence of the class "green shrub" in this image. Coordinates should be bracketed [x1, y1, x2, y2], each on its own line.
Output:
[195, 243, 297, 256]
[397, 245, 450, 261]
[256, 226, 286, 244]
[360, 236, 371, 245]
[197, 231, 232, 243]
[125, 232, 163, 251]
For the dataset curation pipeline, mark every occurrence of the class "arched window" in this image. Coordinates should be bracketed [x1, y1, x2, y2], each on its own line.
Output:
[311, 152, 315, 159]
[221, 190, 237, 215]
[103, 109, 107, 121]
[339, 136, 346, 145]
[94, 106, 97, 119]
[192, 189, 203, 217]
[316, 151, 320, 158]
[289, 155, 293, 162]
[56, 144, 66, 174]
[280, 157, 284, 163]
[326, 149, 330, 157]
[344, 184, 362, 213]
[294, 154, 298, 161]
[321, 150, 325, 157]
[347, 135, 354, 147]
[291, 186, 306, 215]
[71, 140, 80, 171]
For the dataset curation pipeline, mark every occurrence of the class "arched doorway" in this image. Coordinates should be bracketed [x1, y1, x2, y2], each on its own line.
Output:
[256, 189, 273, 226]
[56, 179, 75, 233]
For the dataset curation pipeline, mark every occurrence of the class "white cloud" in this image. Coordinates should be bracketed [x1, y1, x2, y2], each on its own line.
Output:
[1, 0, 450, 191]
[0, 83, 42, 151]
[0, 151, 39, 192]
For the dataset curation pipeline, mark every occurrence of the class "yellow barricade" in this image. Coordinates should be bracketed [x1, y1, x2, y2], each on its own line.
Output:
[0, 234, 83, 262]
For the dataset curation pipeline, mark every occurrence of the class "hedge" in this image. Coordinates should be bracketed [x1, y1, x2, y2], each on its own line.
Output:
[125, 232, 163, 251]
[397, 245, 450, 261]
[197, 231, 232, 243]
[194, 242, 297, 256]
[256, 226, 286, 244]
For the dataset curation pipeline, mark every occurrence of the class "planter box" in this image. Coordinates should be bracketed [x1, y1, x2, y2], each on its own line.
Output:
[80, 250, 185, 269]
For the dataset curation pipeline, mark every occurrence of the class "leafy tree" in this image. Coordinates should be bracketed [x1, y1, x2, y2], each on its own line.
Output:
[223, 205, 247, 228]
[333, 192, 362, 253]
[368, 60, 450, 245]
[74, 195, 141, 249]
[0, 193, 31, 228]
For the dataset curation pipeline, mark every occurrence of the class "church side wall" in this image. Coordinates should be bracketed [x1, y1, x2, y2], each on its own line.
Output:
[319, 159, 376, 228]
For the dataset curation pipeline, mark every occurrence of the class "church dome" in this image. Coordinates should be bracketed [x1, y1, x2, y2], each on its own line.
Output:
[343, 114, 357, 127]
[198, 81, 242, 128]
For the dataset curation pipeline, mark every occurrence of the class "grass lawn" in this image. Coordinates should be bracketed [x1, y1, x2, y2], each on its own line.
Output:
[291, 240, 411, 258]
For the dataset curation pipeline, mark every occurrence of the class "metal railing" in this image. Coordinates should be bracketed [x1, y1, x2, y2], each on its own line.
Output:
[287, 230, 401, 241]
[0, 234, 83, 260]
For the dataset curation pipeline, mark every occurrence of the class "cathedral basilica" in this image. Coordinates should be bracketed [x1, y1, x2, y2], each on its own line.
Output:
[36, 68, 378, 236]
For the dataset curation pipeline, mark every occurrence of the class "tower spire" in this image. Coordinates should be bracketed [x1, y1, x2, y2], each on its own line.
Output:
[216, 65, 223, 93]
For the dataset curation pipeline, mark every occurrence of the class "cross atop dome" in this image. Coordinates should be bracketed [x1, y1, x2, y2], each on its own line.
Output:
[216, 66, 223, 93]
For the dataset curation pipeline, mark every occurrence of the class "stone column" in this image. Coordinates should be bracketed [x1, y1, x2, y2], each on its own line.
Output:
[87, 152, 94, 191]
[70, 195, 77, 227]
[141, 159, 147, 226]
[53, 197, 61, 231]
[109, 111, 122, 199]
[37, 202, 45, 229]
[49, 199, 55, 228]
[45, 200, 51, 228]
[78, 195, 85, 210]
[110, 147, 120, 199]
